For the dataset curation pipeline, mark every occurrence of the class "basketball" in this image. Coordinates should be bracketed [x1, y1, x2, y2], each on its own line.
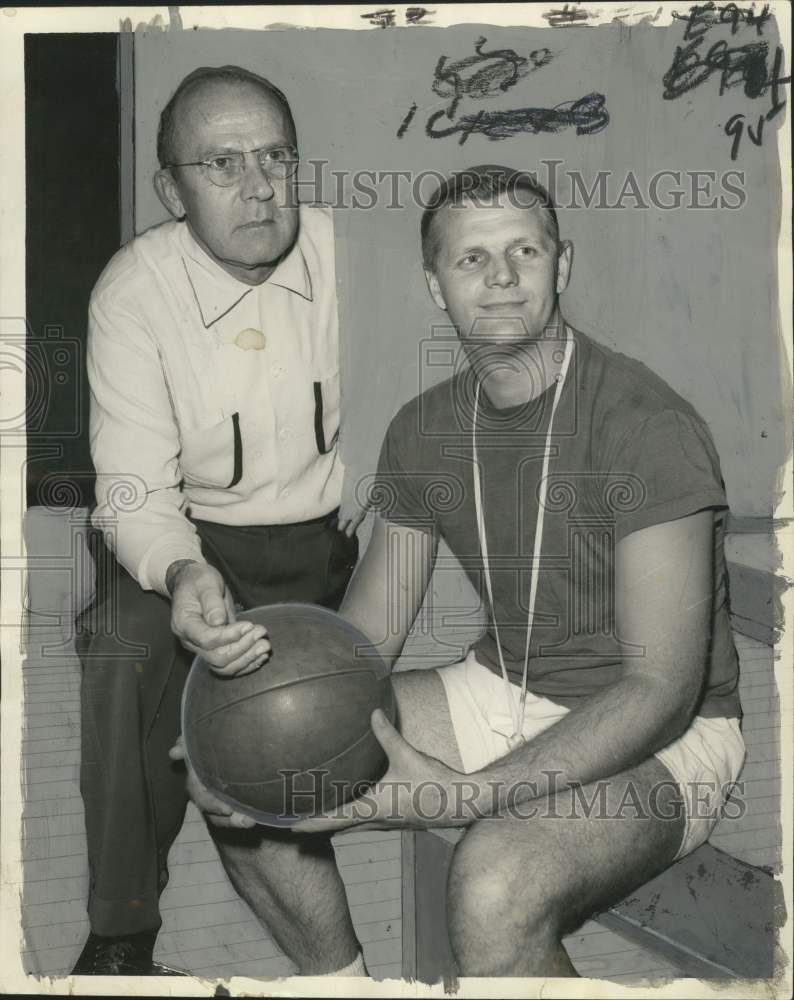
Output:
[181, 603, 394, 826]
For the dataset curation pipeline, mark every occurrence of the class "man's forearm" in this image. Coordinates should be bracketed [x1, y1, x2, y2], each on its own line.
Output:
[471, 673, 698, 815]
[338, 584, 412, 671]
[90, 492, 206, 597]
[469, 513, 715, 817]
[337, 517, 436, 670]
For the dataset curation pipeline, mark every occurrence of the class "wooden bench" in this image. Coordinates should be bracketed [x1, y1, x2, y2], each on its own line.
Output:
[402, 831, 785, 983]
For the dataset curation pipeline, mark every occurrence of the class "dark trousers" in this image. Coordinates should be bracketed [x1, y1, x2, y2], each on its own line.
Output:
[77, 513, 358, 937]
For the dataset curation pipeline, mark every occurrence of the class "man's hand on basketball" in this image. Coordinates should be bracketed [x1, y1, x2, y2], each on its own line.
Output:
[292, 709, 481, 833]
[169, 736, 257, 829]
[168, 561, 270, 677]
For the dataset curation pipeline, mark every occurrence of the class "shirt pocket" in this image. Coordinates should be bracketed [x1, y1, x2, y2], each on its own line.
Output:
[312, 370, 340, 455]
[180, 412, 243, 489]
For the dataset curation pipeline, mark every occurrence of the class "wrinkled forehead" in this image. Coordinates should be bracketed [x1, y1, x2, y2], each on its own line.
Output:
[171, 79, 294, 158]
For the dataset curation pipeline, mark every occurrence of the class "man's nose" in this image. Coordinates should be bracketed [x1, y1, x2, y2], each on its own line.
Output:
[484, 254, 519, 288]
[238, 154, 275, 201]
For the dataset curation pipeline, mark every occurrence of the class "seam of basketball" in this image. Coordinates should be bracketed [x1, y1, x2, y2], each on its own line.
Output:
[220, 724, 380, 787]
[188, 666, 385, 723]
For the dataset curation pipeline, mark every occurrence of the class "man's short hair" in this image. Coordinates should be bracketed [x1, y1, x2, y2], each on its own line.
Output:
[421, 165, 560, 271]
[157, 65, 296, 168]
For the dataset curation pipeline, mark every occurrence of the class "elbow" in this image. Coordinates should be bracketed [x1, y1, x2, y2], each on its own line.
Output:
[632, 671, 704, 748]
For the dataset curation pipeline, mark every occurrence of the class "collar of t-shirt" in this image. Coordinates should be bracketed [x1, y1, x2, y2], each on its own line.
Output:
[471, 369, 558, 432]
[178, 219, 314, 329]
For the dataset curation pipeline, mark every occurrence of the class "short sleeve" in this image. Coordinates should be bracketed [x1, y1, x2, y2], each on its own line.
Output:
[373, 405, 436, 532]
[607, 408, 728, 542]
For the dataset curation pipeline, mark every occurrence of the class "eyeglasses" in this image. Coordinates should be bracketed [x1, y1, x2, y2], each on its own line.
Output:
[167, 145, 299, 187]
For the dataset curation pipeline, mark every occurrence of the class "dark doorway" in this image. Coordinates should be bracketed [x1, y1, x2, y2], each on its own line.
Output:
[25, 33, 121, 510]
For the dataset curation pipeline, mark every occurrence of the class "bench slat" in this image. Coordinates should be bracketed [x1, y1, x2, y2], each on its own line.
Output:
[598, 843, 784, 979]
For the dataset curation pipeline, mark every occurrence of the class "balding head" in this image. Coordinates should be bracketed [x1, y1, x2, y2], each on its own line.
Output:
[153, 66, 300, 286]
[157, 65, 296, 168]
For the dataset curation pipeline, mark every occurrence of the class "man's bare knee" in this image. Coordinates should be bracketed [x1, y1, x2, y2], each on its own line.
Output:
[447, 819, 566, 973]
[209, 826, 358, 972]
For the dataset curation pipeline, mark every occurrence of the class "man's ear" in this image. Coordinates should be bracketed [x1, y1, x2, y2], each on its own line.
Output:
[556, 240, 573, 296]
[424, 268, 447, 311]
[154, 168, 186, 220]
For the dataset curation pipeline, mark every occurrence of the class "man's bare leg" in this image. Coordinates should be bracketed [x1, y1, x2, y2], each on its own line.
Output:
[391, 670, 686, 977]
[196, 669, 456, 975]
[393, 668, 465, 770]
[208, 668, 684, 977]
[211, 826, 361, 975]
[447, 757, 684, 976]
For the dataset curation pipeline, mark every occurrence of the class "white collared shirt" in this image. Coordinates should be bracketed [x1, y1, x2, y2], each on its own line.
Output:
[88, 204, 343, 596]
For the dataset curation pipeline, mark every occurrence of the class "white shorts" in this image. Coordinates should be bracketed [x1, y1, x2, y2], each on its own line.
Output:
[437, 651, 746, 860]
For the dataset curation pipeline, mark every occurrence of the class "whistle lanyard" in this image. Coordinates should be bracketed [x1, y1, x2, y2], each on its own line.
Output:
[471, 328, 574, 748]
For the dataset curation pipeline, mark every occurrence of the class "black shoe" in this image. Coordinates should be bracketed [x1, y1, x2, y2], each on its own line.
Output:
[71, 930, 186, 976]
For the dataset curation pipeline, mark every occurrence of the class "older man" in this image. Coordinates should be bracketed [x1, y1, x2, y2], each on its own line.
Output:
[74, 66, 363, 976]
[186, 165, 745, 978]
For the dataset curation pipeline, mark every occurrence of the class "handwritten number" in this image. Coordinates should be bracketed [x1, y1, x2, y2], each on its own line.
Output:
[458, 109, 485, 146]
[725, 112, 764, 159]
[765, 45, 791, 122]
[663, 37, 712, 99]
[397, 103, 418, 139]
[431, 37, 533, 119]
[664, 36, 770, 100]
[665, 9, 788, 162]
[674, 2, 771, 41]
[401, 36, 578, 142]
[746, 115, 764, 146]
[724, 113, 744, 160]
[423, 94, 609, 141]
[425, 108, 459, 140]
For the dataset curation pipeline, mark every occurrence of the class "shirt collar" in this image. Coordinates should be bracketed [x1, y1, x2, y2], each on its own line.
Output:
[268, 237, 313, 302]
[179, 221, 313, 329]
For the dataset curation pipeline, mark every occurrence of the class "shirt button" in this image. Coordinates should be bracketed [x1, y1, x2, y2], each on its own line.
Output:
[279, 427, 291, 441]
[271, 364, 286, 379]
[281, 488, 291, 498]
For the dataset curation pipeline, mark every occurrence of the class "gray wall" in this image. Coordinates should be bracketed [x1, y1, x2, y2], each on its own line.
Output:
[134, 20, 787, 518]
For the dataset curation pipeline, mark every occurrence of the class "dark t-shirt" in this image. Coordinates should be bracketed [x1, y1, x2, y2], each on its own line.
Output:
[375, 329, 741, 719]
